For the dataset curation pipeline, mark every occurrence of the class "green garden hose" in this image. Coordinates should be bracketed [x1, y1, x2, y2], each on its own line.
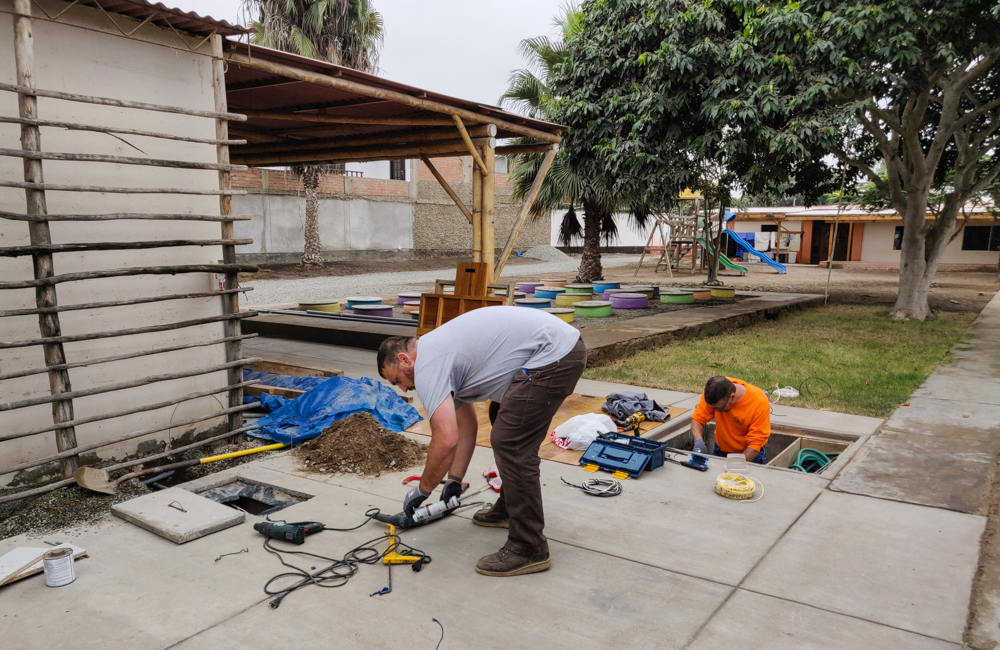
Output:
[789, 448, 840, 473]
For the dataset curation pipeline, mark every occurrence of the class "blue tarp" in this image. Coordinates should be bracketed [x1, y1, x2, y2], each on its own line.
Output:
[243, 369, 327, 391]
[248, 376, 422, 445]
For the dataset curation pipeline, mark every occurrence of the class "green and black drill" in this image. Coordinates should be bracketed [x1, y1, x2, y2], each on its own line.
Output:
[253, 521, 325, 545]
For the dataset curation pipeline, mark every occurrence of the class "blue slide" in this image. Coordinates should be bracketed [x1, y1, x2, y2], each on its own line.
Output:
[722, 231, 787, 274]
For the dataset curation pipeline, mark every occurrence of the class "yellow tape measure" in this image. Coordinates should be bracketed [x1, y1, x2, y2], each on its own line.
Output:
[715, 473, 763, 502]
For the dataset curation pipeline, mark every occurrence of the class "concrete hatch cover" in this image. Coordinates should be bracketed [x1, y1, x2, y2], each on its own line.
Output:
[111, 487, 245, 544]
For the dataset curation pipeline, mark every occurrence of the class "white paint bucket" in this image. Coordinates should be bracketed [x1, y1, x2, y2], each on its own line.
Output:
[42, 547, 75, 587]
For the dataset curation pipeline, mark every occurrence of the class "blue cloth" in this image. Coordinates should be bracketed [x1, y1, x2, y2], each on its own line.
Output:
[249, 376, 422, 445]
[713, 443, 766, 465]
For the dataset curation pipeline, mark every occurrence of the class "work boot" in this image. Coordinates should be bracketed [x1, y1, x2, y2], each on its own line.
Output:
[475, 547, 551, 577]
[472, 504, 509, 528]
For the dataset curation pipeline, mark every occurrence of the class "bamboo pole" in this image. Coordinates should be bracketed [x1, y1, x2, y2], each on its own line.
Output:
[825, 169, 848, 304]
[496, 143, 556, 156]
[0, 81, 247, 121]
[0, 238, 252, 257]
[0, 287, 250, 318]
[0, 263, 256, 290]
[232, 137, 493, 167]
[12, 0, 78, 477]
[495, 147, 558, 278]
[0, 357, 260, 413]
[0, 312, 256, 350]
[213, 33, 244, 436]
[1, 403, 259, 476]
[0, 180, 246, 195]
[226, 52, 561, 143]
[228, 127, 288, 143]
[0, 334, 257, 381]
[482, 142, 496, 280]
[0, 210, 252, 222]
[419, 154, 473, 224]
[0, 148, 247, 171]
[472, 154, 483, 263]
[453, 116, 489, 174]
[0, 116, 246, 146]
[239, 109, 456, 127]
[0, 380, 259, 443]
[236, 124, 496, 155]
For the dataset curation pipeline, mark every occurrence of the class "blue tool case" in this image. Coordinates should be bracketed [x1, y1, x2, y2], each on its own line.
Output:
[578, 432, 667, 478]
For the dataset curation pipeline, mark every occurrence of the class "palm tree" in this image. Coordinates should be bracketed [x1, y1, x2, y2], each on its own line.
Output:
[499, 5, 650, 282]
[242, 0, 384, 266]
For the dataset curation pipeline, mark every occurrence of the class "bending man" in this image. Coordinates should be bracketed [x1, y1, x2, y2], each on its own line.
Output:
[691, 376, 770, 463]
[377, 306, 586, 576]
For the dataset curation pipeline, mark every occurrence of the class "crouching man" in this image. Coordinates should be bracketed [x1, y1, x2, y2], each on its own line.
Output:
[691, 376, 770, 463]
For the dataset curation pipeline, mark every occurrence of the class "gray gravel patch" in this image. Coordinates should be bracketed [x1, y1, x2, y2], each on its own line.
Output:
[245, 255, 643, 306]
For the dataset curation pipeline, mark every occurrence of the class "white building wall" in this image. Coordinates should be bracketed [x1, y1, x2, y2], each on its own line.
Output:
[1, 1, 233, 479]
[861, 222, 1000, 264]
[550, 209, 655, 248]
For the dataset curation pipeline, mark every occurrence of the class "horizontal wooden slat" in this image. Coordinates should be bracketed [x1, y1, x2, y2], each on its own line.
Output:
[0, 115, 246, 146]
[0, 211, 251, 222]
[0, 239, 252, 257]
[0, 180, 247, 195]
[0, 287, 250, 318]
[0, 148, 248, 172]
[0, 264, 256, 290]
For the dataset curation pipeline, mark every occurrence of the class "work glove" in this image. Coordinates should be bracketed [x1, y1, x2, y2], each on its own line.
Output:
[403, 485, 429, 517]
[693, 438, 709, 455]
[441, 474, 464, 502]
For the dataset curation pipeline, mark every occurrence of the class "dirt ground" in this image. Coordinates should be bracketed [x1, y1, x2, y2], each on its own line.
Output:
[295, 412, 427, 477]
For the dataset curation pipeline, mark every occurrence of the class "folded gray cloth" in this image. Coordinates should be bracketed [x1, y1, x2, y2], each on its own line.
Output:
[602, 391, 669, 422]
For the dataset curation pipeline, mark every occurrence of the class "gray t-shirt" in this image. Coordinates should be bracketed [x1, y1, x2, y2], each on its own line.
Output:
[414, 306, 581, 417]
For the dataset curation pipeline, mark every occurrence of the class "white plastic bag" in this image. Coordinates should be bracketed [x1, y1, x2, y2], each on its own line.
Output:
[551, 413, 617, 450]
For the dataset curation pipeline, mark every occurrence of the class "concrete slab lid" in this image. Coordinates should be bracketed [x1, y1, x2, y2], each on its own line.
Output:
[111, 487, 245, 544]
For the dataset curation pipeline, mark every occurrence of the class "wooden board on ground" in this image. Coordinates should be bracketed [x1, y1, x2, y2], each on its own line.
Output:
[246, 359, 343, 377]
[406, 394, 688, 466]
[245, 384, 306, 400]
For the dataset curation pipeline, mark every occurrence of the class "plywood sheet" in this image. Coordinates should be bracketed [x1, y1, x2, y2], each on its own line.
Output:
[406, 394, 688, 466]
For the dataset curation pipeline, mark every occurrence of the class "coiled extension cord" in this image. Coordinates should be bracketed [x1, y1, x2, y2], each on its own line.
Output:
[560, 476, 623, 497]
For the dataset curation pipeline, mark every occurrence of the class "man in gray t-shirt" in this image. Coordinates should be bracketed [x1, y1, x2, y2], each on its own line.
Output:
[378, 306, 586, 577]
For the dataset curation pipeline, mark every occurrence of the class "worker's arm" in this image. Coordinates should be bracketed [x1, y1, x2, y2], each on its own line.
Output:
[691, 396, 713, 454]
[418, 398, 461, 495]
[448, 401, 478, 480]
[741, 445, 760, 462]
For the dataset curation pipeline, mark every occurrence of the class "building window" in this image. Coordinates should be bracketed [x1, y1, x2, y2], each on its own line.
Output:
[893, 226, 904, 250]
[390, 159, 406, 181]
[962, 225, 1000, 251]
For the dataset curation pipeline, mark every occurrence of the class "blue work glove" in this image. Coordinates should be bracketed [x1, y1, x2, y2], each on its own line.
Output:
[693, 438, 709, 455]
[441, 474, 464, 502]
[403, 485, 429, 517]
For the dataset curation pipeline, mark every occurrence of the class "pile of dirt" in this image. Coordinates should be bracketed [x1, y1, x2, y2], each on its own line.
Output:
[295, 412, 426, 477]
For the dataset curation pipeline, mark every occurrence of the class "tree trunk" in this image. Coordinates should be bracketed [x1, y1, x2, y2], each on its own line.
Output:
[300, 165, 323, 266]
[577, 201, 604, 283]
[892, 195, 951, 321]
[706, 201, 727, 285]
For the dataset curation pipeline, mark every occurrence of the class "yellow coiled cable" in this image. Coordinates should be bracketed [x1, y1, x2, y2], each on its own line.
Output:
[715, 473, 763, 503]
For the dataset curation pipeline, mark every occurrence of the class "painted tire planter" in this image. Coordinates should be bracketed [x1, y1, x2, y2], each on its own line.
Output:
[602, 288, 630, 300]
[683, 288, 712, 301]
[495, 290, 528, 299]
[660, 291, 694, 304]
[346, 296, 382, 309]
[534, 287, 566, 299]
[573, 300, 613, 317]
[411, 310, 420, 320]
[514, 297, 551, 308]
[542, 307, 575, 323]
[353, 304, 393, 317]
[564, 283, 595, 294]
[541, 278, 567, 288]
[711, 287, 736, 299]
[555, 292, 594, 307]
[298, 301, 341, 313]
[402, 301, 421, 314]
[592, 281, 620, 294]
[397, 292, 422, 305]
[515, 282, 544, 294]
[609, 292, 649, 309]
[622, 285, 655, 299]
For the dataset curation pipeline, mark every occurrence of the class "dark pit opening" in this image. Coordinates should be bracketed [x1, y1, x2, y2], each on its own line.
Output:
[199, 479, 311, 516]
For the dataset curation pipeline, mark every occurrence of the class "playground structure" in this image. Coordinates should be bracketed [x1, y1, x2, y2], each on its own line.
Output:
[635, 192, 787, 277]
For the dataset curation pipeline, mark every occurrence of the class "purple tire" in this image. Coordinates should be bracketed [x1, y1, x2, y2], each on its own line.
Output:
[353, 305, 394, 317]
[609, 292, 649, 309]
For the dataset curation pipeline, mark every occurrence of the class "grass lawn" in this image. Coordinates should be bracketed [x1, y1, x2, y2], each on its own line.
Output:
[584, 305, 978, 417]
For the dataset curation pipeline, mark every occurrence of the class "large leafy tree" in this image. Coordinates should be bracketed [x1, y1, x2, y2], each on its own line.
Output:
[242, 0, 384, 265]
[557, 0, 1000, 319]
[500, 6, 657, 282]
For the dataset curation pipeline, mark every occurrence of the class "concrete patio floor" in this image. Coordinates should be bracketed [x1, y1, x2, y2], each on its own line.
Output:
[3, 296, 998, 649]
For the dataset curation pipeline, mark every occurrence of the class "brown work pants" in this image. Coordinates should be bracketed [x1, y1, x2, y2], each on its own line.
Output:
[490, 338, 587, 556]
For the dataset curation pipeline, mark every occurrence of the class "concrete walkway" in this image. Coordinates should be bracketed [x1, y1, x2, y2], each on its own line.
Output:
[2, 301, 998, 648]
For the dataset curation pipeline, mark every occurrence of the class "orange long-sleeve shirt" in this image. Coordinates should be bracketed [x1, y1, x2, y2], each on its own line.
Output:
[692, 378, 770, 454]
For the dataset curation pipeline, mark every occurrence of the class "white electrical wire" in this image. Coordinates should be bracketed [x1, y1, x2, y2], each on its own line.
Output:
[560, 476, 623, 497]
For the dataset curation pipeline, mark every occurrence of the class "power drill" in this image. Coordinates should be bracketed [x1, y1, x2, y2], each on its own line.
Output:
[253, 521, 325, 545]
[618, 412, 646, 436]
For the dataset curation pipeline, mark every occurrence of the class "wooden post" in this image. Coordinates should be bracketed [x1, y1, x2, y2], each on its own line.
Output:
[212, 34, 243, 434]
[13, 0, 79, 477]
[472, 156, 482, 262]
[482, 143, 496, 281]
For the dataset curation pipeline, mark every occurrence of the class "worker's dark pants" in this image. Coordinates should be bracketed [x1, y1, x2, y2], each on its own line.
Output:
[489, 338, 587, 557]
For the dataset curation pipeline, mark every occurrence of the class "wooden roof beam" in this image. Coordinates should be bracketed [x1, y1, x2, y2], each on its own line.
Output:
[235, 124, 496, 155]
[419, 154, 473, 224]
[240, 109, 455, 127]
[233, 137, 495, 166]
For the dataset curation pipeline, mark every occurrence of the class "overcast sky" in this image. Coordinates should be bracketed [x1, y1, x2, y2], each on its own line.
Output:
[194, 0, 568, 107]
